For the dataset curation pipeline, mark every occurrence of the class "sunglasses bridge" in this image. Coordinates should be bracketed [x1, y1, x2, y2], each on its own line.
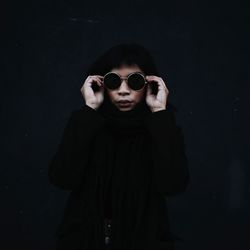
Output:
[103, 72, 148, 91]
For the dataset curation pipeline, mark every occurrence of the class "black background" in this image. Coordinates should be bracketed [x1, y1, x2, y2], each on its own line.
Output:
[1, 1, 249, 249]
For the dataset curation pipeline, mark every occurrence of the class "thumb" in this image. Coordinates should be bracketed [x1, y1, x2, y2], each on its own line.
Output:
[95, 86, 104, 100]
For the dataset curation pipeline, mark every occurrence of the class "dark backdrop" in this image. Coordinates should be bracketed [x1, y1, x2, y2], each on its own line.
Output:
[1, 1, 249, 250]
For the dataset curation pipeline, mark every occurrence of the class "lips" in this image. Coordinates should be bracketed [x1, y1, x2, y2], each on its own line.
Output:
[117, 100, 132, 107]
[117, 100, 132, 103]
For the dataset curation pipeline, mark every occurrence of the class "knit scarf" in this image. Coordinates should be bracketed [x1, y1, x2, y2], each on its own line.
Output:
[85, 95, 156, 250]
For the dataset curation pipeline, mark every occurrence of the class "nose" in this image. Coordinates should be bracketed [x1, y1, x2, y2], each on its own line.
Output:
[117, 79, 130, 95]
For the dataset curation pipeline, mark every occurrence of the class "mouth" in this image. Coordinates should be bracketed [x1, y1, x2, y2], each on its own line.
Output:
[117, 101, 132, 107]
[117, 101, 132, 103]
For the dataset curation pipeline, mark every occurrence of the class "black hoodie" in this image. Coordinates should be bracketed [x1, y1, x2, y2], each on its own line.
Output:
[48, 96, 190, 250]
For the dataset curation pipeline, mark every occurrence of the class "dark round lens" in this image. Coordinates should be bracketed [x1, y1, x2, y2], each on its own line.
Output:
[103, 73, 121, 90]
[128, 73, 145, 90]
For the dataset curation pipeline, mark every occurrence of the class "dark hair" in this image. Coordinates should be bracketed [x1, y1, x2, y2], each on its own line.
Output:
[84, 43, 160, 77]
[83, 43, 177, 112]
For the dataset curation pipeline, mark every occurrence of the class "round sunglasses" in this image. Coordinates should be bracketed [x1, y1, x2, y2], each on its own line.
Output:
[103, 72, 148, 91]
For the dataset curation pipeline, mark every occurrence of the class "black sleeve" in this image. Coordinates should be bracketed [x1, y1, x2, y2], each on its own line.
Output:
[143, 109, 190, 196]
[48, 104, 106, 191]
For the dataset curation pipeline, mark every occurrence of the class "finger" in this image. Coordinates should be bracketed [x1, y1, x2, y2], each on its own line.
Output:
[90, 75, 104, 79]
[146, 76, 168, 91]
[89, 76, 103, 86]
[89, 75, 103, 80]
[146, 76, 166, 83]
[87, 75, 104, 82]
[145, 76, 161, 86]
[145, 75, 161, 80]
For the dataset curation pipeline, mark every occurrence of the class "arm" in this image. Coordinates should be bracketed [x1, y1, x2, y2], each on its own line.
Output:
[48, 104, 106, 191]
[144, 109, 190, 196]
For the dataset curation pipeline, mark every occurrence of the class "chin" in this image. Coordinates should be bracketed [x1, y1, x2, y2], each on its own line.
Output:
[116, 104, 135, 111]
[117, 106, 133, 111]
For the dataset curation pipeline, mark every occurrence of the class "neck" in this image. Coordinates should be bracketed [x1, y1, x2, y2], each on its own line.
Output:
[97, 97, 151, 136]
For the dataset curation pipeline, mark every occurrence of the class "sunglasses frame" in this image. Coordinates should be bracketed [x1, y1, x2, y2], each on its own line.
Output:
[103, 71, 148, 91]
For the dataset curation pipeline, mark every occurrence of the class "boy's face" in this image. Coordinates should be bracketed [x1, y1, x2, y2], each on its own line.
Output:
[106, 64, 146, 111]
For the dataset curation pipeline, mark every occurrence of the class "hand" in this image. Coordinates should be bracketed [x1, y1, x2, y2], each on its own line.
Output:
[145, 76, 169, 112]
[80, 75, 105, 110]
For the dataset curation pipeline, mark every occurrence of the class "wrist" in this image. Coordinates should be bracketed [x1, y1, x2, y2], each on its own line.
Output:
[86, 103, 97, 110]
[151, 108, 166, 113]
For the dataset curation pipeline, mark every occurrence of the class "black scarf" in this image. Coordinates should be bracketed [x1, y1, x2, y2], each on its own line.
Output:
[85, 95, 157, 250]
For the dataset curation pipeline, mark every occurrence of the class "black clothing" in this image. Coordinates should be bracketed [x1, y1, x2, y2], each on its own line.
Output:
[48, 98, 190, 250]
